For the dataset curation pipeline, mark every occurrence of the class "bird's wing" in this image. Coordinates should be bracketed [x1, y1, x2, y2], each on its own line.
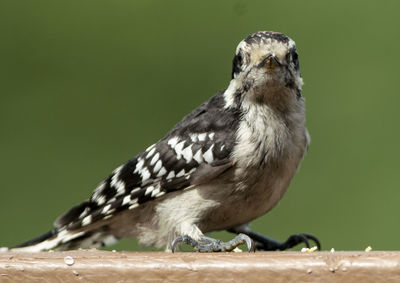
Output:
[55, 91, 241, 230]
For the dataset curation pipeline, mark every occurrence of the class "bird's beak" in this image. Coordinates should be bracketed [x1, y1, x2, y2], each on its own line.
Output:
[263, 54, 281, 71]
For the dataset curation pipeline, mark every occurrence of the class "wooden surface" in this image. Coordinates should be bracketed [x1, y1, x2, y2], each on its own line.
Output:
[1, 250, 400, 282]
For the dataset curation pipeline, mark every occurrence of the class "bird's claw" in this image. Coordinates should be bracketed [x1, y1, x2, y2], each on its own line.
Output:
[283, 233, 321, 250]
[172, 233, 254, 253]
[255, 232, 321, 251]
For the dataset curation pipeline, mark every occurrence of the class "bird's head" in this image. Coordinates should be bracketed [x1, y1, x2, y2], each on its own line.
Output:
[226, 31, 303, 109]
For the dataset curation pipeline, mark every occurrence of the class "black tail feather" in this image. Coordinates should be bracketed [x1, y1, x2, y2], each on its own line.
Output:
[13, 229, 58, 248]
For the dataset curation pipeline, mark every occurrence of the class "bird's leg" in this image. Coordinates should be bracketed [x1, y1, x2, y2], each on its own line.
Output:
[228, 225, 321, 251]
[171, 233, 254, 252]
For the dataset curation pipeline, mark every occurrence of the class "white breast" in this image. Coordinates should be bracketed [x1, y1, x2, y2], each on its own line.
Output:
[229, 95, 309, 220]
[232, 101, 291, 167]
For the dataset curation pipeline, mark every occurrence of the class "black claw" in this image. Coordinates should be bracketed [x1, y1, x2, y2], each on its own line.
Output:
[284, 233, 321, 250]
[302, 233, 321, 250]
[229, 227, 321, 251]
[294, 234, 310, 248]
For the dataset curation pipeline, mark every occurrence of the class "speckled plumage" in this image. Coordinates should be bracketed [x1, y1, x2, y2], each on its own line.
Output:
[14, 31, 311, 252]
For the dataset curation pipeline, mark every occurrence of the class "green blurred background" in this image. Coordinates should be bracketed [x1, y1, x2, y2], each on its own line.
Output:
[1, 0, 399, 251]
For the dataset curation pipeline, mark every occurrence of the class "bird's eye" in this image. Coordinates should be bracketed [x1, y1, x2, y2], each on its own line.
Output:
[237, 51, 243, 65]
[292, 50, 298, 62]
[290, 48, 300, 71]
[231, 50, 244, 79]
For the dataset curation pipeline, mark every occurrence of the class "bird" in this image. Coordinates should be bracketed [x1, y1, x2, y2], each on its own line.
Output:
[12, 31, 320, 253]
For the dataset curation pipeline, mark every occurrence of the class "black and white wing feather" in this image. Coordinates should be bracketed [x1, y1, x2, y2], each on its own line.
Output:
[55, 91, 240, 230]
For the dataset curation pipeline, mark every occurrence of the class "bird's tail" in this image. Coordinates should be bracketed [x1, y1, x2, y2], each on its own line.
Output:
[11, 228, 119, 252]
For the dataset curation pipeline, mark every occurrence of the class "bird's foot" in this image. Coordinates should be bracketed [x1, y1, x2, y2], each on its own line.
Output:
[228, 226, 321, 251]
[171, 233, 254, 252]
[256, 233, 321, 251]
